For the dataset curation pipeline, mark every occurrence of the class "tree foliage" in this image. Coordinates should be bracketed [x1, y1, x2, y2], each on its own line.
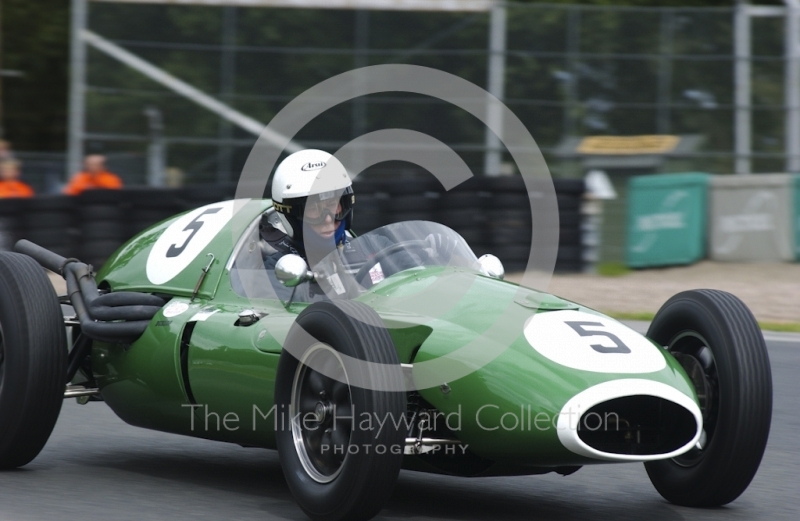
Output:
[2, 0, 70, 151]
[0, 0, 781, 157]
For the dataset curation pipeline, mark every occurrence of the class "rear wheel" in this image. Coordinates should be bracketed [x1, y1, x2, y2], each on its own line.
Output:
[644, 289, 772, 506]
[0, 252, 67, 469]
[275, 300, 406, 521]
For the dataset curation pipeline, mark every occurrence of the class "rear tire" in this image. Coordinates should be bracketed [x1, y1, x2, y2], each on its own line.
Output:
[0, 252, 67, 469]
[644, 289, 772, 506]
[275, 300, 406, 521]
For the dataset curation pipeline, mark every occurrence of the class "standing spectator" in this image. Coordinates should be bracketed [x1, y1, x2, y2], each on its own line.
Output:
[64, 154, 123, 195]
[0, 160, 34, 198]
[0, 140, 16, 162]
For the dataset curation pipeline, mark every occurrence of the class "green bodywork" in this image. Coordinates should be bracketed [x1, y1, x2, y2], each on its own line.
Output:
[91, 199, 698, 471]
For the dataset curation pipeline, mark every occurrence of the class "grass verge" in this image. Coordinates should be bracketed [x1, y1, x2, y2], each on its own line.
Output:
[607, 311, 800, 333]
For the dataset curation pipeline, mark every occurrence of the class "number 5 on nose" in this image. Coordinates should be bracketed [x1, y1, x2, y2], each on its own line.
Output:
[564, 321, 632, 354]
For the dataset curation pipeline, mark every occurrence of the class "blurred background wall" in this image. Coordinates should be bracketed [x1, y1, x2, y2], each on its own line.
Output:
[2, 0, 795, 190]
[2, 0, 800, 272]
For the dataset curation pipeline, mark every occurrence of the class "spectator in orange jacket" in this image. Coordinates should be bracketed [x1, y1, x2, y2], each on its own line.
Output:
[0, 159, 34, 198]
[64, 155, 123, 195]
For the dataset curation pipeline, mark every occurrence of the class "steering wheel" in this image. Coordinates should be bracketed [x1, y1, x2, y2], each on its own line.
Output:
[354, 240, 433, 285]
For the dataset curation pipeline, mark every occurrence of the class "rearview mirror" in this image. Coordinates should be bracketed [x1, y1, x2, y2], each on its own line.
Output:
[476, 254, 504, 280]
[275, 254, 314, 287]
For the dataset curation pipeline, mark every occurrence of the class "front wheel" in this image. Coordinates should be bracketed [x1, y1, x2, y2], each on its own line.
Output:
[275, 300, 406, 521]
[0, 252, 67, 469]
[644, 289, 772, 507]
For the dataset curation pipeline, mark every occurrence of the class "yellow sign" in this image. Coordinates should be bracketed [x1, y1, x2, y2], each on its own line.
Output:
[577, 135, 680, 155]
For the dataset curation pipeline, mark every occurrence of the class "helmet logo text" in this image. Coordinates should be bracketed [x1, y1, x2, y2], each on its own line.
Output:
[301, 161, 326, 171]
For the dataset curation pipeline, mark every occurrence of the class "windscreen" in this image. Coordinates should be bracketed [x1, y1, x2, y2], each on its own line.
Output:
[230, 219, 479, 303]
[308, 221, 478, 301]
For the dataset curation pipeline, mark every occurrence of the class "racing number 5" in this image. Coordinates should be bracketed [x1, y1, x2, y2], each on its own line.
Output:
[564, 321, 631, 354]
[167, 208, 222, 258]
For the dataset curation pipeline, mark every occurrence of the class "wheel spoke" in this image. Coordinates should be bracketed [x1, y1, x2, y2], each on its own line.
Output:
[334, 404, 353, 428]
[298, 395, 317, 415]
[332, 380, 349, 403]
[318, 351, 340, 375]
[306, 369, 326, 395]
[321, 428, 333, 452]
[331, 425, 350, 450]
[695, 428, 708, 450]
[304, 424, 324, 452]
[696, 346, 714, 370]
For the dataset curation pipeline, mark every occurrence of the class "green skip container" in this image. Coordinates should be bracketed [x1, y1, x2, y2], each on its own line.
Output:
[796, 174, 800, 260]
[626, 172, 710, 268]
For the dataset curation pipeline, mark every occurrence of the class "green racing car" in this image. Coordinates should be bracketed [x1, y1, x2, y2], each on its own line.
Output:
[0, 198, 772, 521]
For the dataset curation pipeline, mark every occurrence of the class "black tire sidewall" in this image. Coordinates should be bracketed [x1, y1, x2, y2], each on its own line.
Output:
[0, 253, 67, 469]
[644, 290, 772, 506]
[275, 302, 405, 521]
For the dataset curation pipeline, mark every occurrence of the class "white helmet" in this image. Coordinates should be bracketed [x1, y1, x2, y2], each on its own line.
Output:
[271, 149, 354, 238]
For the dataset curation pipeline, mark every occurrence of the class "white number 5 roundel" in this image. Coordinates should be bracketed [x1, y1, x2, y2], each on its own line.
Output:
[146, 201, 237, 285]
[523, 310, 666, 374]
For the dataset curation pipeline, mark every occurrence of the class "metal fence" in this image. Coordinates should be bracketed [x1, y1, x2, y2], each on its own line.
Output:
[70, 1, 794, 185]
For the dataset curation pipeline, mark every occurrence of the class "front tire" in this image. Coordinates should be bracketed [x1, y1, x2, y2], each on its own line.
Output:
[0, 252, 67, 469]
[275, 300, 406, 521]
[644, 289, 772, 506]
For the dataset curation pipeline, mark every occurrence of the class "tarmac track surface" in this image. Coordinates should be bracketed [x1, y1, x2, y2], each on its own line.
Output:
[0, 337, 797, 521]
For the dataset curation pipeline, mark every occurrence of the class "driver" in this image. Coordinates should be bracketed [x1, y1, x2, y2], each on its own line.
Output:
[261, 149, 355, 270]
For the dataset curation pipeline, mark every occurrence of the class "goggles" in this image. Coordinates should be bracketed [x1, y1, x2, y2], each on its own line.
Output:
[274, 187, 354, 226]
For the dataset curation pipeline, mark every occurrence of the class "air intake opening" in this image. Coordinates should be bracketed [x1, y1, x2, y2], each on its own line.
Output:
[577, 395, 697, 456]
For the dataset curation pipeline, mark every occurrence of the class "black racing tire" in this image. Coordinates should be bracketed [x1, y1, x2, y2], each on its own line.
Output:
[353, 214, 384, 236]
[386, 195, 436, 213]
[275, 300, 406, 521]
[25, 229, 70, 247]
[554, 260, 583, 273]
[558, 212, 582, 228]
[80, 205, 122, 221]
[556, 195, 581, 212]
[559, 229, 581, 246]
[493, 244, 531, 262]
[389, 211, 435, 223]
[451, 226, 484, 246]
[354, 240, 432, 286]
[557, 245, 582, 262]
[82, 221, 126, 241]
[481, 175, 525, 193]
[132, 209, 175, 228]
[81, 240, 123, 268]
[351, 178, 382, 196]
[488, 227, 531, 247]
[490, 193, 530, 210]
[126, 187, 185, 207]
[439, 192, 484, 210]
[78, 189, 122, 204]
[26, 195, 74, 212]
[487, 209, 531, 229]
[438, 209, 484, 229]
[48, 243, 78, 259]
[0, 252, 67, 469]
[644, 290, 772, 507]
[553, 178, 585, 195]
[380, 177, 439, 196]
[354, 194, 383, 211]
[26, 212, 72, 229]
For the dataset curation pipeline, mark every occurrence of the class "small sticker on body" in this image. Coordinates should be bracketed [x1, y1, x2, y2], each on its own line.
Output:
[189, 309, 219, 322]
[162, 301, 189, 318]
[368, 262, 385, 284]
[329, 273, 346, 295]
